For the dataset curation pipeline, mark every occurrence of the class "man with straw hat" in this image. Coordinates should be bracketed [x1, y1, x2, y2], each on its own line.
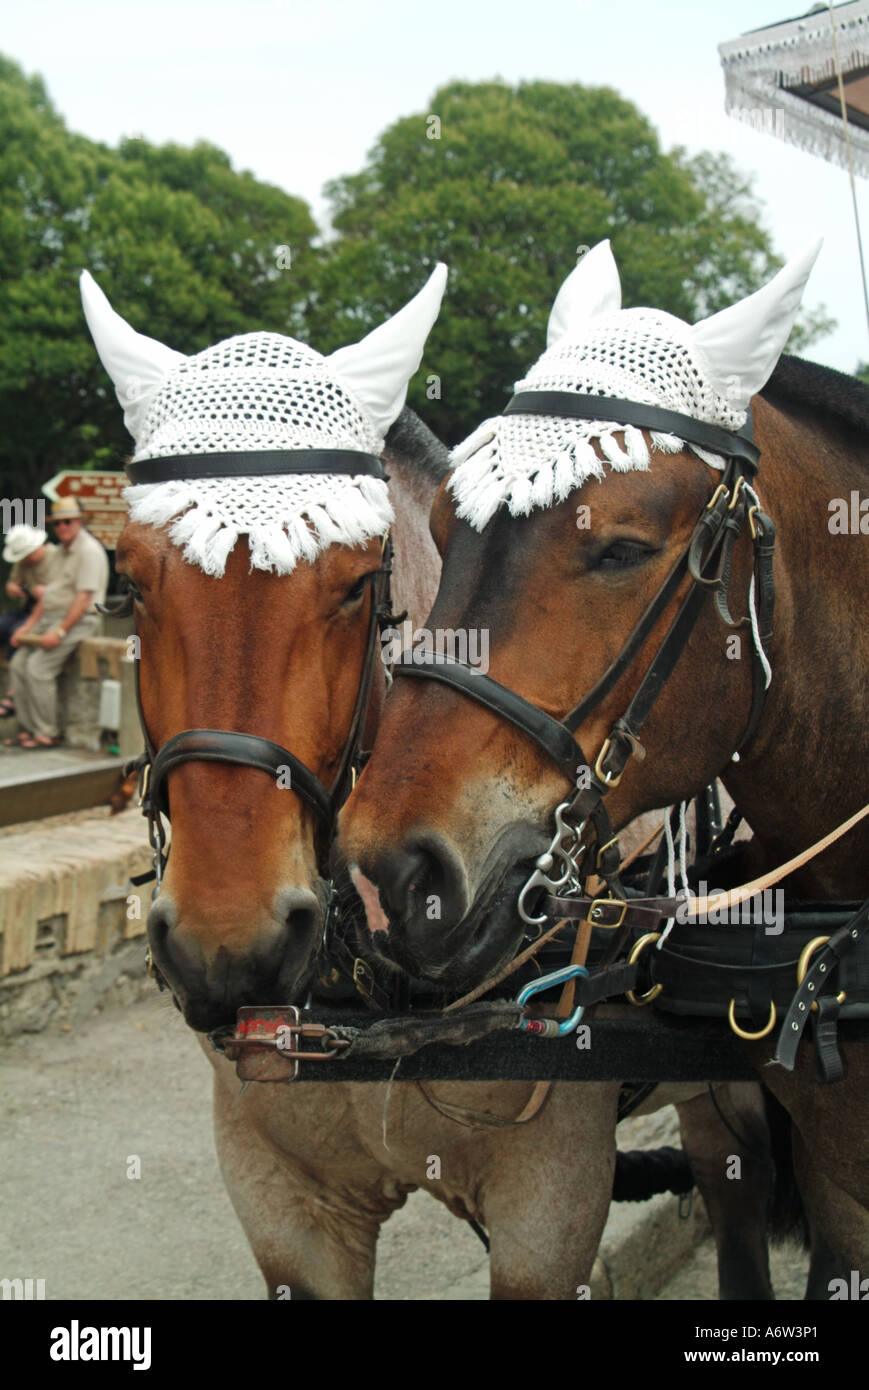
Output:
[6, 497, 108, 748]
[1, 523, 58, 716]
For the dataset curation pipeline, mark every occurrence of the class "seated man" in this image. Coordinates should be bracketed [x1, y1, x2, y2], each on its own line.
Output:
[7, 498, 108, 748]
[0, 524, 58, 716]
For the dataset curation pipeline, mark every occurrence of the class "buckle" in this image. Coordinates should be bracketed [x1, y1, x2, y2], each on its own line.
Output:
[705, 482, 728, 512]
[796, 936, 846, 1011]
[353, 957, 376, 1002]
[588, 897, 627, 930]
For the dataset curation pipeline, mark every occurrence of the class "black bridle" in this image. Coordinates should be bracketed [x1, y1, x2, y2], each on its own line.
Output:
[104, 448, 394, 895]
[393, 391, 776, 933]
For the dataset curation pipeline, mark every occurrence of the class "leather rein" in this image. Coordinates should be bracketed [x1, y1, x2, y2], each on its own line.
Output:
[102, 448, 395, 897]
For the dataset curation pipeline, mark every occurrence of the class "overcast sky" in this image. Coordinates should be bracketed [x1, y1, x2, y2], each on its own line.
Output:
[6, 0, 868, 372]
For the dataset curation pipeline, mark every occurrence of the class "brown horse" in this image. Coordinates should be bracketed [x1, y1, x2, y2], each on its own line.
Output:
[81, 267, 782, 1301]
[339, 242, 869, 1297]
[81, 271, 661, 1300]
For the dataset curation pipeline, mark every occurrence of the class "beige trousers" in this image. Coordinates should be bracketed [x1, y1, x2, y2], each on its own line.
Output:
[10, 612, 101, 740]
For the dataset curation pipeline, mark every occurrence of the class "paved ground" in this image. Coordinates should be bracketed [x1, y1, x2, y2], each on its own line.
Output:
[0, 992, 810, 1301]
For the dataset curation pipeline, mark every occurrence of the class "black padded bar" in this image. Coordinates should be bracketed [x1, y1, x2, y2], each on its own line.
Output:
[505, 393, 760, 472]
[273, 1009, 761, 1082]
[126, 449, 387, 485]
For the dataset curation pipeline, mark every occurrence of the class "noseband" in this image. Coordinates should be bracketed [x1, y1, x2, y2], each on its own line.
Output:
[104, 449, 394, 894]
[393, 392, 775, 933]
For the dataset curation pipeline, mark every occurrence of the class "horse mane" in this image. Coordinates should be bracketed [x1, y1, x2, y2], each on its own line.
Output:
[385, 408, 451, 482]
[762, 354, 869, 439]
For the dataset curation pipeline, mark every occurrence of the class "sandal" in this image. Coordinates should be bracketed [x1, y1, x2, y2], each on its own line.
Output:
[0, 696, 15, 718]
[19, 735, 63, 749]
[3, 731, 33, 747]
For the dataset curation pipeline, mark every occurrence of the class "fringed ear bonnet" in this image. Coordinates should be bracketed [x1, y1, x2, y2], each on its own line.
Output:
[81, 265, 448, 574]
[449, 239, 821, 530]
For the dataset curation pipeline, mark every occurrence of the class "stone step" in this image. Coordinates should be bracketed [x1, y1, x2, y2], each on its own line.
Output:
[0, 808, 153, 979]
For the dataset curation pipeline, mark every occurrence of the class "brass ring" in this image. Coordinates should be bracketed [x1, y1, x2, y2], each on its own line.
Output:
[625, 932, 663, 1006]
[727, 997, 776, 1040]
[796, 936, 846, 1010]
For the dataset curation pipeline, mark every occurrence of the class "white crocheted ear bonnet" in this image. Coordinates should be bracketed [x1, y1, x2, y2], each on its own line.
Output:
[80, 265, 448, 575]
[449, 239, 821, 531]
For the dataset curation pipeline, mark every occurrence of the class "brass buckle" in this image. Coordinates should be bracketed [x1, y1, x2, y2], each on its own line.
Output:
[588, 896, 628, 930]
[625, 932, 663, 1005]
[353, 957, 376, 1002]
[593, 737, 625, 788]
[727, 998, 776, 1040]
[747, 504, 759, 539]
[705, 482, 728, 512]
[139, 762, 151, 805]
[796, 936, 846, 1010]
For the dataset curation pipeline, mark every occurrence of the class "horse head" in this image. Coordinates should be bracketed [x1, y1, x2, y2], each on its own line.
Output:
[339, 238, 822, 991]
[82, 265, 447, 1029]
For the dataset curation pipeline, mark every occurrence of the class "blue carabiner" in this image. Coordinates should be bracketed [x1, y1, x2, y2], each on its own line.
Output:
[516, 964, 589, 1035]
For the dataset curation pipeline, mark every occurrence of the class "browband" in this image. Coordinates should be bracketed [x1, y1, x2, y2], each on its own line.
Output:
[125, 449, 388, 485]
[504, 392, 759, 473]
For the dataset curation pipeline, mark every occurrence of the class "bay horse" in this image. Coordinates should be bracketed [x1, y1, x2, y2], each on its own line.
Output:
[80, 265, 774, 1300]
[339, 240, 869, 1298]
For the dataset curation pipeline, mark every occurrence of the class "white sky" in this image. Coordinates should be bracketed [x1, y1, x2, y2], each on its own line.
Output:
[5, 0, 869, 372]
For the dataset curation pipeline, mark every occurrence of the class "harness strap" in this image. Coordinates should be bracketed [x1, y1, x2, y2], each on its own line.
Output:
[774, 898, 869, 1070]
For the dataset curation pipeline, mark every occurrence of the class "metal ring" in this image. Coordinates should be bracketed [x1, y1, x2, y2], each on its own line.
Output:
[727, 997, 776, 1040]
[625, 932, 663, 1006]
[796, 936, 846, 1010]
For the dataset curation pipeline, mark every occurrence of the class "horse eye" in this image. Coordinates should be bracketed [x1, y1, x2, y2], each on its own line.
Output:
[342, 576, 369, 606]
[596, 541, 653, 571]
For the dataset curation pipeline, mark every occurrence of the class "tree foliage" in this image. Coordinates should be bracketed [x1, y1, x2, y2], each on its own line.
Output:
[0, 63, 839, 505]
[0, 56, 317, 501]
[314, 81, 834, 442]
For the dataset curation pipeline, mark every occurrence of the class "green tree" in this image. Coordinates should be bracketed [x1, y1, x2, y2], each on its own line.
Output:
[0, 56, 317, 503]
[315, 80, 834, 443]
[856, 361, 869, 384]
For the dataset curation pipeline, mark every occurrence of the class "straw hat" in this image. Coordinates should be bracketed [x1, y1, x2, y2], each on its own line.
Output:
[3, 523, 48, 564]
[47, 497, 87, 522]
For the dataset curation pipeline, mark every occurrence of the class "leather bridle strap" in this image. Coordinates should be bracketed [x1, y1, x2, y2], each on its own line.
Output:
[395, 457, 743, 792]
[504, 393, 760, 472]
[126, 450, 387, 485]
[115, 446, 395, 888]
[148, 729, 332, 825]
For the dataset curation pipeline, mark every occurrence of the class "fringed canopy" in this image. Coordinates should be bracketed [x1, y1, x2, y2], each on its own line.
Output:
[719, 1, 869, 176]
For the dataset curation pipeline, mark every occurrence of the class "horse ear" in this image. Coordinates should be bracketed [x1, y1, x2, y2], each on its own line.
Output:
[547, 240, 622, 347]
[80, 271, 185, 433]
[327, 263, 448, 436]
[690, 239, 823, 409]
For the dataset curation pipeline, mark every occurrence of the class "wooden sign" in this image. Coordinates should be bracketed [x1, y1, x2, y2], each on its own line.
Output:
[43, 471, 128, 549]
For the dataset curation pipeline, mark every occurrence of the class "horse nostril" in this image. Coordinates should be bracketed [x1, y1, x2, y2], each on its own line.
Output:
[146, 896, 176, 974]
[378, 837, 465, 934]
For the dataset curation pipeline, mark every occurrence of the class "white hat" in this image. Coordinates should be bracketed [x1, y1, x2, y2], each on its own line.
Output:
[3, 524, 47, 564]
[80, 265, 448, 576]
[449, 238, 822, 531]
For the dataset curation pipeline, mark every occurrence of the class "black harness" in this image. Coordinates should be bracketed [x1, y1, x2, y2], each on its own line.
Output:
[396, 392, 773, 910]
[389, 391, 869, 1079]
